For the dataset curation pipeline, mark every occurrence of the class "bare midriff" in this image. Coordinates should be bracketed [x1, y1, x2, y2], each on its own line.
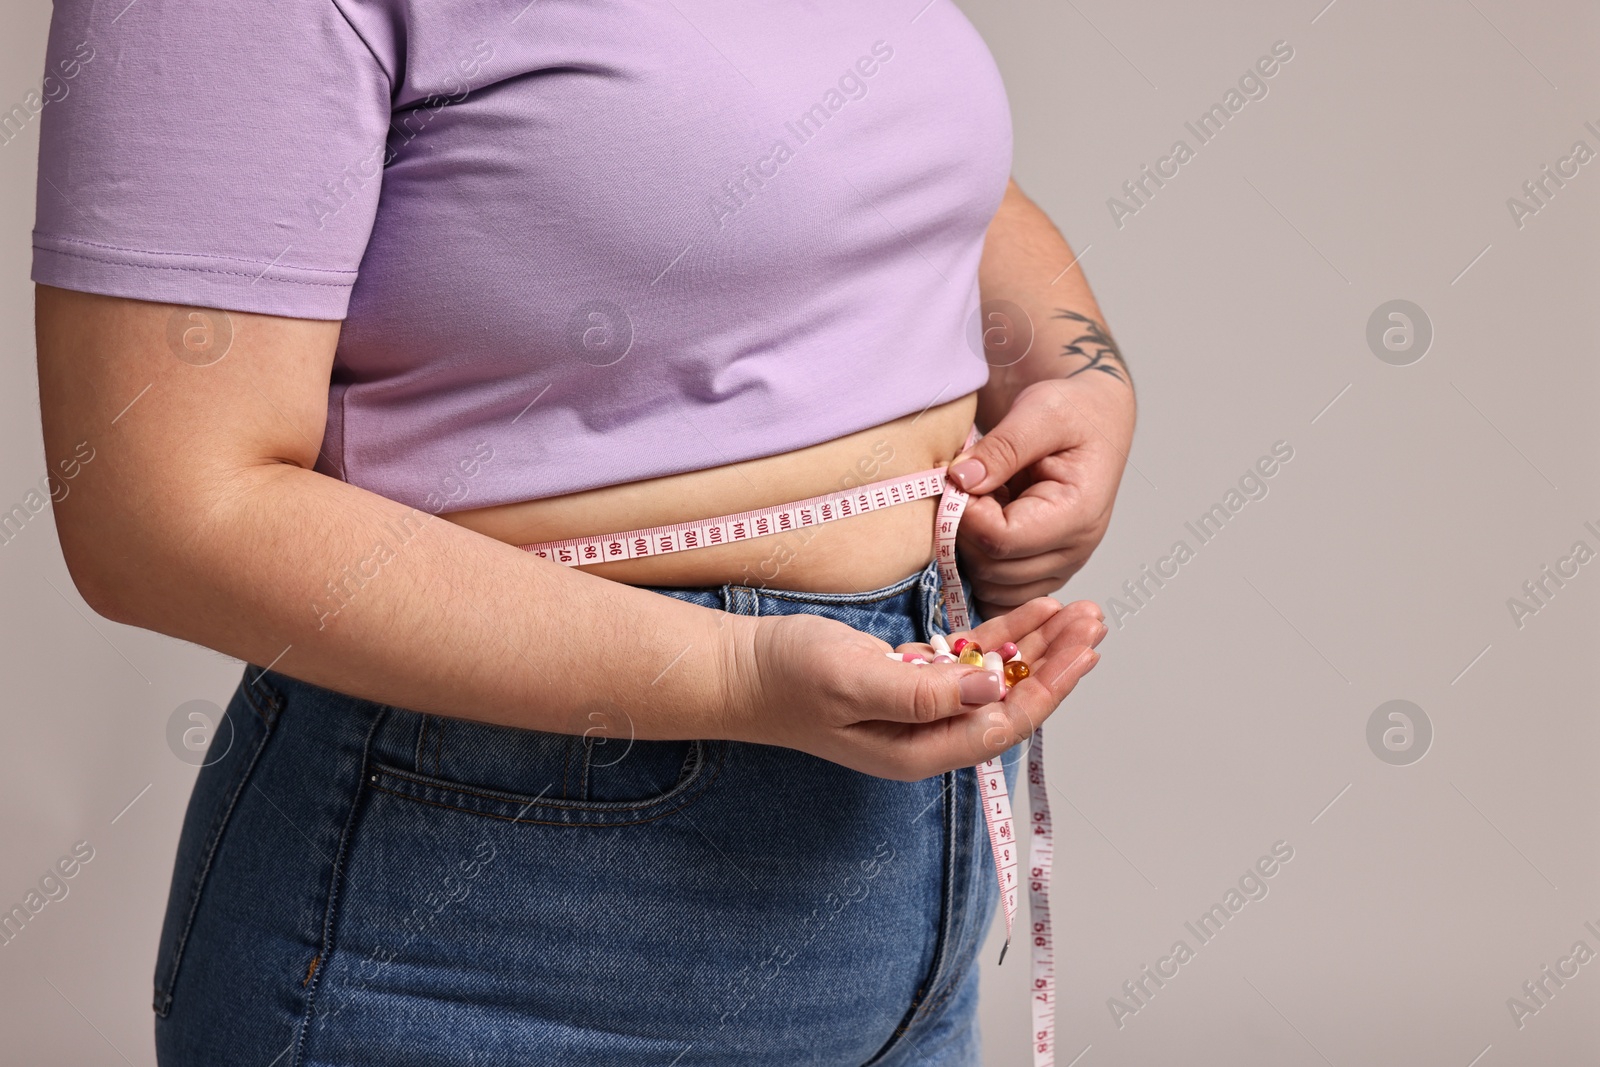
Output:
[442, 393, 979, 591]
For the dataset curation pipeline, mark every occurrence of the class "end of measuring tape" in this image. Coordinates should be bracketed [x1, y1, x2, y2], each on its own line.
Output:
[998, 938, 1010, 966]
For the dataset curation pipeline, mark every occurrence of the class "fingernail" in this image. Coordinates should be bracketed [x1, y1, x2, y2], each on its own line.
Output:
[949, 457, 986, 491]
[960, 670, 1005, 705]
[1090, 622, 1108, 646]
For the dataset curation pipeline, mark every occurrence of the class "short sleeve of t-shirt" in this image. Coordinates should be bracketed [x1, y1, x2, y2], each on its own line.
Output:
[31, 0, 393, 320]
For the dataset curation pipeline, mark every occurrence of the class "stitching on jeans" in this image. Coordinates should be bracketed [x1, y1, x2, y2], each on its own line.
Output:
[290, 706, 389, 1067]
[413, 717, 428, 774]
[920, 564, 944, 641]
[861, 766, 963, 1067]
[364, 783, 704, 828]
[757, 584, 916, 607]
[720, 585, 759, 618]
[892, 993, 977, 1065]
[240, 666, 287, 728]
[365, 743, 727, 828]
[896, 777, 991, 1059]
[152, 689, 280, 1018]
[237, 681, 269, 728]
[754, 563, 932, 608]
[239, 676, 272, 728]
[371, 741, 720, 813]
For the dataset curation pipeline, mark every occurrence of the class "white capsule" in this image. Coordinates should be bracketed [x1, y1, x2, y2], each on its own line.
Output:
[930, 634, 951, 654]
[982, 651, 1004, 673]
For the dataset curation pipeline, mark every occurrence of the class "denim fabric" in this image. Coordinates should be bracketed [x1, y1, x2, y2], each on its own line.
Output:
[153, 559, 1020, 1066]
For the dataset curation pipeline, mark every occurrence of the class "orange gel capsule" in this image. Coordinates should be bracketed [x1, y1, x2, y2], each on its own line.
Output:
[1003, 660, 1031, 688]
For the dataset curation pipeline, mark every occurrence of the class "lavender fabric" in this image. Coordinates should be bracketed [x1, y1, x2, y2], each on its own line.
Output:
[32, 0, 1011, 511]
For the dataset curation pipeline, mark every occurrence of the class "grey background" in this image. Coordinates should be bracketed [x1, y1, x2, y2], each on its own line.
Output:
[3, 0, 1595, 1064]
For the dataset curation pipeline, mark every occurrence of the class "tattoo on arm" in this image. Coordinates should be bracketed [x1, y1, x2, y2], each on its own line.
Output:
[1053, 310, 1129, 383]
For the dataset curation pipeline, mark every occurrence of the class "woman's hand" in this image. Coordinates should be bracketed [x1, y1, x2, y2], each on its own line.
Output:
[723, 596, 1107, 780]
[948, 374, 1136, 619]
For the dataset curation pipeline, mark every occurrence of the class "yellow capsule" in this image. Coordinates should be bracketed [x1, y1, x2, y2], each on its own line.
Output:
[1003, 660, 1031, 688]
[958, 647, 986, 667]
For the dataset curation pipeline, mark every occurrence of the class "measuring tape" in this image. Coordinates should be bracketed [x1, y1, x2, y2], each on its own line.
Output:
[933, 440, 1056, 1067]
[518, 435, 1057, 1065]
[517, 472, 950, 566]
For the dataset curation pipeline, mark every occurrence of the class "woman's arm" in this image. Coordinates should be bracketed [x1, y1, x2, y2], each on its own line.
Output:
[950, 178, 1138, 616]
[37, 286, 742, 738]
[975, 178, 1133, 416]
[38, 286, 1103, 779]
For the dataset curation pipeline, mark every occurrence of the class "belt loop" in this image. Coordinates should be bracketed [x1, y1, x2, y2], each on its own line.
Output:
[720, 584, 761, 617]
[920, 558, 944, 639]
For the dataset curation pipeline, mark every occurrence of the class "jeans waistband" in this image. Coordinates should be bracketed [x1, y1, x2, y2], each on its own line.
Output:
[635, 557, 958, 637]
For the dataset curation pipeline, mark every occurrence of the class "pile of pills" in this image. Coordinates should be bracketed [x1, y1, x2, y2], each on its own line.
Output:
[885, 633, 1031, 689]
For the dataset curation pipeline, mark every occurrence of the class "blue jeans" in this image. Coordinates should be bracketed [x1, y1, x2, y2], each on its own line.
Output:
[153, 559, 1017, 1066]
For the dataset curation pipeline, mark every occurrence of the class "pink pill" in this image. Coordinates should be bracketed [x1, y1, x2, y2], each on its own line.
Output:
[932, 653, 957, 664]
[998, 642, 1019, 661]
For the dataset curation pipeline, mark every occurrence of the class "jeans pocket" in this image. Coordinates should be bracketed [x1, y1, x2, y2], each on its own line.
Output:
[152, 671, 281, 1018]
[367, 709, 727, 827]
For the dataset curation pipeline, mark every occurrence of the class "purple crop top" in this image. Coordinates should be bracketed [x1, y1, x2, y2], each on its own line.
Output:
[32, 0, 1012, 513]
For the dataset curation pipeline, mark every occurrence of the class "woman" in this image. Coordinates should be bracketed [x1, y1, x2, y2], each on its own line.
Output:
[33, 0, 1133, 1063]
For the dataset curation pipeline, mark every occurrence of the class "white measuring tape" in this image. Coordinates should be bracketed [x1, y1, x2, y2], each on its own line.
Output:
[519, 436, 1057, 1065]
[933, 442, 1056, 1067]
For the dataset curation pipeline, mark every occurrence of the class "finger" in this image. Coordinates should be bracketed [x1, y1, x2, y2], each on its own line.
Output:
[1032, 640, 1101, 701]
[957, 482, 1085, 560]
[851, 653, 1007, 725]
[1061, 598, 1105, 621]
[946, 596, 1099, 686]
[947, 596, 1062, 653]
[947, 400, 1067, 495]
[1003, 611, 1101, 672]
[971, 575, 1076, 610]
[1013, 609, 1106, 666]
[974, 599, 1021, 623]
[970, 594, 1061, 646]
[959, 546, 1080, 586]
[941, 599, 1105, 681]
[893, 643, 1100, 772]
[996, 643, 1100, 744]
[887, 604, 1052, 658]
[945, 595, 1099, 665]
